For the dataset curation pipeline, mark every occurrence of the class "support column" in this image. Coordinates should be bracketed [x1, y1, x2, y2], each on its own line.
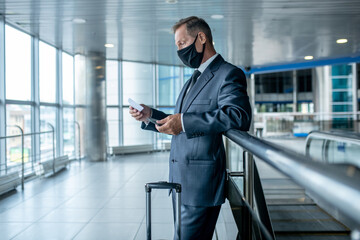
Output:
[0, 15, 6, 169]
[152, 64, 157, 149]
[32, 37, 40, 164]
[118, 61, 123, 146]
[57, 49, 63, 157]
[74, 54, 86, 158]
[86, 52, 106, 161]
[314, 66, 332, 130]
[293, 70, 297, 112]
[249, 73, 255, 134]
[352, 63, 358, 120]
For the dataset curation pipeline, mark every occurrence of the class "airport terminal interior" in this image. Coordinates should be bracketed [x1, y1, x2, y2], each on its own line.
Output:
[0, 0, 360, 239]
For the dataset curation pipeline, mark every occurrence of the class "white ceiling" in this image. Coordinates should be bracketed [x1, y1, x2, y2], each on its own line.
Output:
[1, 0, 360, 68]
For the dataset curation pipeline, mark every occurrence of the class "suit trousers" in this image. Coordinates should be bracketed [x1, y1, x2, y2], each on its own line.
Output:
[172, 192, 221, 240]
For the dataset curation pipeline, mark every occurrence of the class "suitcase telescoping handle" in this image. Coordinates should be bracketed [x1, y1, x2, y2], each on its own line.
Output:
[145, 181, 181, 240]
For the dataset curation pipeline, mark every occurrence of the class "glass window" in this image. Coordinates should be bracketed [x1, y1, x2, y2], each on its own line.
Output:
[39, 41, 57, 103]
[62, 52, 74, 105]
[331, 64, 353, 114]
[40, 106, 56, 160]
[106, 60, 119, 105]
[6, 104, 32, 134]
[255, 75, 277, 93]
[332, 78, 352, 89]
[255, 103, 293, 113]
[357, 63, 360, 90]
[332, 92, 352, 102]
[107, 107, 119, 147]
[332, 64, 352, 76]
[75, 55, 86, 105]
[332, 104, 353, 112]
[6, 105, 32, 171]
[281, 72, 293, 93]
[63, 108, 75, 157]
[5, 25, 31, 101]
[184, 67, 193, 81]
[297, 102, 314, 113]
[122, 62, 153, 106]
[297, 69, 312, 92]
[122, 107, 153, 146]
[158, 65, 181, 106]
[255, 71, 292, 94]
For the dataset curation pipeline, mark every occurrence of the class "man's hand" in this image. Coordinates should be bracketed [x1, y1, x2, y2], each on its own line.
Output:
[129, 104, 151, 122]
[155, 114, 182, 135]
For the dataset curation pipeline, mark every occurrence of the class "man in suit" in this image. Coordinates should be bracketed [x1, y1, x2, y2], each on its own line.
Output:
[129, 16, 251, 240]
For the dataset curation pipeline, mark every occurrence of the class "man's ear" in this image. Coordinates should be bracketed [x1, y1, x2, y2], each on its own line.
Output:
[198, 32, 207, 44]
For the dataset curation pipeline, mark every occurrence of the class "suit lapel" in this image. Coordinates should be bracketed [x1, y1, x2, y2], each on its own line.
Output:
[175, 78, 192, 113]
[181, 55, 224, 113]
[181, 71, 214, 113]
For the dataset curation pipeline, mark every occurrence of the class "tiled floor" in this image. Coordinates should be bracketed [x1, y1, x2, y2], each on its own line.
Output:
[0, 152, 237, 240]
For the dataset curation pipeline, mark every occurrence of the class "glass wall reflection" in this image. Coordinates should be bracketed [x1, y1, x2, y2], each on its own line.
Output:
[122, 107, 153, 146]
[106, 60, 119, 106]
[5, 25, 31, 101]
[158, 65, 181, 106]
[62, 53, 74, 105]
[39, 41, 57, 103]
[122, 62, 153, 105]
[107, 107, 119, 147]
[40, 106, 56, 160]
[5, 105, 32, 173]
[63, 108, 75, 158]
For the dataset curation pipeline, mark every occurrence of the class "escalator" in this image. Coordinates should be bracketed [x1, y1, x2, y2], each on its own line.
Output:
[224, 130, 360, 240]
[263, 177, 350, 239]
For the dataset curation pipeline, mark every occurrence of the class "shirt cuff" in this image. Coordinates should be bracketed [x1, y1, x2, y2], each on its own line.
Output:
[181, 113, 185, 132]
[144, 109, 153, 125]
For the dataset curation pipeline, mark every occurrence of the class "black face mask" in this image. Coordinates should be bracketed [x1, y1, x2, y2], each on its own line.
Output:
[177, 34, 205, 68]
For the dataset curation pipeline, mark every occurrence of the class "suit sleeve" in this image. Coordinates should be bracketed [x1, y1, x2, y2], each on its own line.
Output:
[182, 67, 251, 139]
[141, 108, 169, 132]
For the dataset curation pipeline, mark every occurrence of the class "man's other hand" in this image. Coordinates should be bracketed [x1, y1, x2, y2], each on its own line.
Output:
[129, 104, 151, 122]
[155, 114, 182, 135]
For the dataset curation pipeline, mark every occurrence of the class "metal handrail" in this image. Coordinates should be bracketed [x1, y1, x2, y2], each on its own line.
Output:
[224, 129, 360, 228]
[305, 131, 360, 164]
[0, 130, 53, 139]
[255, 111, 360, 118]
[306, 131, 360, 146]
[1, 124, 56, 185]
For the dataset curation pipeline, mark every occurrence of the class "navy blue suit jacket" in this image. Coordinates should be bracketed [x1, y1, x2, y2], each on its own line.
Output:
[142, 55, 251, 206]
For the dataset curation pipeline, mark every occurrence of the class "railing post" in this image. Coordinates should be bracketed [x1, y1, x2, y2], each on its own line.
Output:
[7, 125, 25, 189]
[244, 151, 254, 208]
[322, 139, 330, 163]
[74, 121, 81, 163]
[146, 189, 152, 240]
[47, 123, 55, 174]
[176, 190, 181, 240]
[243, 150, 254, 240]
[20, 127, 24, 189]
[105, 121, 109, 159]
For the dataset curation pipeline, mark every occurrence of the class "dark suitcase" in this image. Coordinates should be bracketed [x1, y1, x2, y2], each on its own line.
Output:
[145, 181, 182, 240]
